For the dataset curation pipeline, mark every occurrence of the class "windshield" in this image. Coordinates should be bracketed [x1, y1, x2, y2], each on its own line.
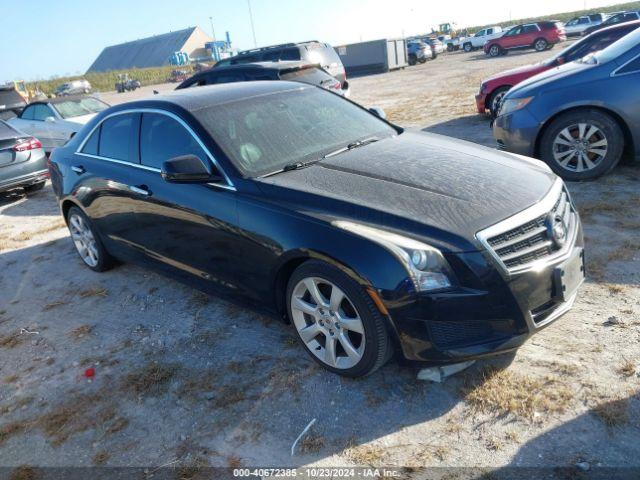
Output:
[53, 97, 109, 119]
[590, 26, 640, 63]
[194, 87, 397, 177]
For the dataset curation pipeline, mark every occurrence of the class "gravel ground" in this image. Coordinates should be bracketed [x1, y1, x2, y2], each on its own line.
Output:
[0, 45, 638, 476]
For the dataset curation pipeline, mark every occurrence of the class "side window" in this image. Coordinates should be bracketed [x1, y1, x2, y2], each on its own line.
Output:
[98, 114, 135, 161]
[476, 29, 486, 37]
[616, 56, 640, 75]
[214, 74, 244, 84]
[262, 50, 281, 61]
[506, 27, 522, 36]
[281, 48, 301, 61]
[32, 104, 55, 121]
[20, 105, 35, 120]
[523, 25, 539, 33]
[140, 113, 209, 170]
[487, 29, 493, 35]
[82, 127, 100, 155]
[578, 17, 590, 24]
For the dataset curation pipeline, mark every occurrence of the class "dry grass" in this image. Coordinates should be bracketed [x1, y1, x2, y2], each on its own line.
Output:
[485, 437, 504, 451]
[299, 430, 325, 454]
[0, 421, 27, 446]
[92, 451, 110, 466]
[3, 374, 19, 383]
[605, 284, 626, 295]
[42, 301, 68, 311]
[69, 325, 93, 340]
[8, 220, 68, 245]
[227, 455, 243, 468]
[78, 287, 109, 298]
[9, 466, 37, 480]
[616, 360, 636, 378]
[464, 369, 573, 420]
[121, 362, 178, 397]
[343, 442, 386, 466]
[0, 332, 25, 349]
[593, 397, 630, 428]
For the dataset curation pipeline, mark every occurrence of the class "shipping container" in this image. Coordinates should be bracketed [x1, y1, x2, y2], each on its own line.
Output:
[335, 39, 408, 76]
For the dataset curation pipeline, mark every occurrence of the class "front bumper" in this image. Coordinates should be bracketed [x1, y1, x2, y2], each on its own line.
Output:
[475, 91, 488, 114]
[492, 108, 541, 157]
[384, 186, 584, 365]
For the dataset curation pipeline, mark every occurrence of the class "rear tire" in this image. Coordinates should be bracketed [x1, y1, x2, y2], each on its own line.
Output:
[286, 260, 393, 377]
[66, 206, 116, 272]
[23, 181, 46, 194]
[539, 109, 624, 181]
[534, 38, 548, 52]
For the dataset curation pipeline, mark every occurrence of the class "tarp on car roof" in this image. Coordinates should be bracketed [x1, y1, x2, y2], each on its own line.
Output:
[87, 27, 210, 73]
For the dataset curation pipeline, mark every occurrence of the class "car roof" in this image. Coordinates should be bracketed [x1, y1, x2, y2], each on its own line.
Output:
[205, 61, 315, 73]
[135, 81, 313, 112]
[29, 95, 100, 105]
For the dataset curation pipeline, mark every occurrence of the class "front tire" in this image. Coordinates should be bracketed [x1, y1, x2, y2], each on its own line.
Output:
[534, 38, 548, 52]
[539, 109, 624, 181]
[66, 206, 116, 272]
[286, 260, 392, 377]
[488, 44, 502, 57]
[488, 86, 511, 117]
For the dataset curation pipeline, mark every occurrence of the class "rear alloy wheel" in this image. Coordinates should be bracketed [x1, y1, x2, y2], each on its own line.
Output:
[540, 110, 624, 181]
[534, 38, 549, 51]
[488, 86, 511, 117]
[463, 43, 473, 52]
[287, 260, 392, 377]
[67, 206, 115, 272]
[489, 44, 501, 57]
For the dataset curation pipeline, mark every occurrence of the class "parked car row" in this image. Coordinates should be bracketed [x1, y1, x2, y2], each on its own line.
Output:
[492, 24, 640, 180]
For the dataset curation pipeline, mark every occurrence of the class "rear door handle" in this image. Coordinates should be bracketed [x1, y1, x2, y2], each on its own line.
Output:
[129, 185, 150, 196]
[71, 165, 85, 174]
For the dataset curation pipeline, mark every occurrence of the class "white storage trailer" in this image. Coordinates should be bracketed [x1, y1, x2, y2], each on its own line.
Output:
[335, 39, 408, 76]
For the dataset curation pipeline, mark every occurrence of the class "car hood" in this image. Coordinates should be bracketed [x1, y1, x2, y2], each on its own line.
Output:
[255, 131, 556, 252]
[63, 113, 98, 126]
[484, 61, 552, 85]
[506, 60, 594, 97]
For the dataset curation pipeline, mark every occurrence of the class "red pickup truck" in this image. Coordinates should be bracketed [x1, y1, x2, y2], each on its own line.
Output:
[484, 21, 566, 58]
[476, 21, 640, 115]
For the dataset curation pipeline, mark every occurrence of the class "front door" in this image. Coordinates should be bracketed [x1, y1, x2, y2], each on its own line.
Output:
[125, 111, 241, 294]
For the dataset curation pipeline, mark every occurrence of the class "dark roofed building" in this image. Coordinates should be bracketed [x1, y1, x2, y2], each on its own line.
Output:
[87, 26, 212, 73]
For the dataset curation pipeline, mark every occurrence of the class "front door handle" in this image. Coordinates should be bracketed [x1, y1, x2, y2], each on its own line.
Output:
[71, 165, 85, 174]
[129, 185, 151, 196]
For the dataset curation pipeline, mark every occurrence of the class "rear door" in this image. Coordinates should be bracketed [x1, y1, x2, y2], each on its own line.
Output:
[521, 24, 540, 45]
[125, 111, 240, 293]
[73, 113, 142, 260]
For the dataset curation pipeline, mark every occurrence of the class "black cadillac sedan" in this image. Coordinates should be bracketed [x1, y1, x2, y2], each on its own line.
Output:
[49, 82, 585, 377]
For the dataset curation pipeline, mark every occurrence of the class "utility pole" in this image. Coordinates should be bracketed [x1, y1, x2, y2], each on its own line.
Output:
[247, 0, 258, 47]
[209, 16, 219, 60]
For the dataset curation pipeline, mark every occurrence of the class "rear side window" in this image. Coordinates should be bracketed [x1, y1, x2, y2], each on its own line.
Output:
[82, 127, 100, 155]
[140, 113, 209, 170]
[20, 105, 35, 120]
[616, 55, 640, 75]
[303, 45, 339, 66]
[99, 114, 136, 161]
[523, 25, 539, 33]
[214, 73, 245, 84]
[281, 68, 335, 86]
[280, 48, 302, 61]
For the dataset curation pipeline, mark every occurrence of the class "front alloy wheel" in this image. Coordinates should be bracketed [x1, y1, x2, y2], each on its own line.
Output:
[540, 110, 624, 180]
[291, 278, 365, 370]
[286, 260, 392, 377]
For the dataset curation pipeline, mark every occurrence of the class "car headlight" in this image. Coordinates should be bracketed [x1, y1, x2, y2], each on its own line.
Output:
[333, 221, 456, 292]
[498, 96, 534, 116]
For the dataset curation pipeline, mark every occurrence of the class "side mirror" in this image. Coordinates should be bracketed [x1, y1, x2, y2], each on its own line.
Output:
[369, 107, 386, 120]
[161, 155, 219, 183]
[45, 116, 56, 123]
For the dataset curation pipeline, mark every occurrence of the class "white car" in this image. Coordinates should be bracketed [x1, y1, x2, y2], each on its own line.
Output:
[563, 13, 605, 36]
[8, 96, 109, 153]
[460, 26, 504, 52]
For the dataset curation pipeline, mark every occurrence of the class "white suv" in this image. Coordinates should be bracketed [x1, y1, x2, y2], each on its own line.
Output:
[461, 26, 504, 52]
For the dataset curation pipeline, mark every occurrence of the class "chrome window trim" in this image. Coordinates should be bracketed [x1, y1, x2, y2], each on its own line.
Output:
[476, 178, 579, 277]
[75, 107, 236, 190]
[611, 52, 640, 77]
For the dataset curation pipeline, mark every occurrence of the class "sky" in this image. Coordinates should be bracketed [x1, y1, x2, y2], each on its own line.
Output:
[0, 0, 627, 81]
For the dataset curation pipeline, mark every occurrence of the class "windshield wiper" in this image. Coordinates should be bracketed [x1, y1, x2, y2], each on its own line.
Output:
[322, 137, 380, 159]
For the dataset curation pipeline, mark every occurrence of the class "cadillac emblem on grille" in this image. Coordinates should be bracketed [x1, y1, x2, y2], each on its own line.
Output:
[547, 212, 568, 248]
